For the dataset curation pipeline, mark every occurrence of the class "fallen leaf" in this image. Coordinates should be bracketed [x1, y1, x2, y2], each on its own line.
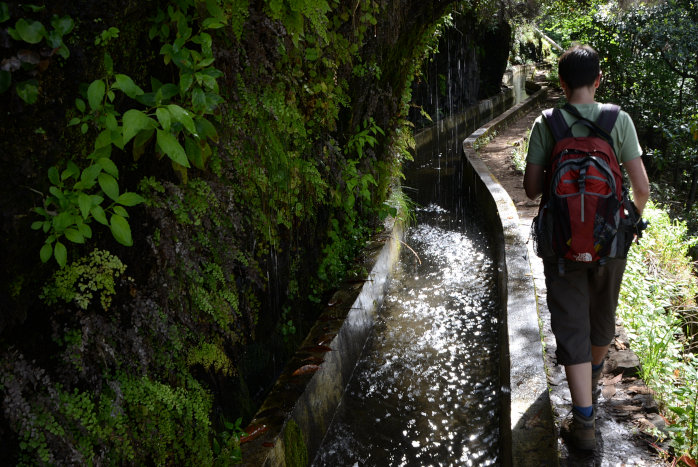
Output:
[292, 364, 320, 376]
[602, 384, 617, 400]
[240, 424, 268, 444]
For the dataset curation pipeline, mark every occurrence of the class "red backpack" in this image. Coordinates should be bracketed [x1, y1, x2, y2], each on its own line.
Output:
[533, 103, 640, 264]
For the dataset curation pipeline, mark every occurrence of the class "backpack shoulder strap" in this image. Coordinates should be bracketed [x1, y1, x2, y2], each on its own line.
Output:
[562, 102, 619, 147]
[595, 103, 620, 134]
[542, 107, 570, 142]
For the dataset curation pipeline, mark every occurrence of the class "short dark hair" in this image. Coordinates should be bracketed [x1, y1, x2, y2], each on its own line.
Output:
[558, 45, 600, 90]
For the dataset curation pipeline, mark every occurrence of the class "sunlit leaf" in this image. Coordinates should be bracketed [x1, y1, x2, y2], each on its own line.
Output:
[167, 104, 196, 135]
[117, 192, 145, 206]
[54, 241, 67, 267]
[156, 107, 171, 131]
[64, 228, 85, 244]
[98, 172, 119, 201]
[40, 243, 52, 263]
[14, 18, 46, 44]
[48, 166, 60, 185]
[122, 109, 156, 145]
[78, 193, 92, 219]
[97, 157, 119, 178]
[114, 74, 144, 99]
[110, 213, 133, 246]
[113, 205, 128, 218]
[87, 79, 106, 110]
[90, 205, 108, 225]
[156, 129, 189, 167]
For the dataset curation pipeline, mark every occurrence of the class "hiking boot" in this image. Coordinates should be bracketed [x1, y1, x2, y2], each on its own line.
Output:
[563, 409, 596, 451]
[591, 365, 603, 404]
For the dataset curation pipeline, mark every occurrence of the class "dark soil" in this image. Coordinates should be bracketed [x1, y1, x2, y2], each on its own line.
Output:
[476, 88, 671, 466]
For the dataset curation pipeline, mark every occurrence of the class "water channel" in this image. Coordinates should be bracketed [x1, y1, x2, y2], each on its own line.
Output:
[313, 107, 503, 464]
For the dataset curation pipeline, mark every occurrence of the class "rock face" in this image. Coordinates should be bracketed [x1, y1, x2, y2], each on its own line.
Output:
[0, 0, 514, 463]
[409, 10, 512, 128]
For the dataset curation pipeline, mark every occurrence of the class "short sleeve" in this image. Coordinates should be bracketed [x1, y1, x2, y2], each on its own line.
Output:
[613, 111, 643, 163]
[526, 115, 553, 166]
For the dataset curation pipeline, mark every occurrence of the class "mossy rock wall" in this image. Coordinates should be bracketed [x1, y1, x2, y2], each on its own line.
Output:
[0, 0, 514, 463]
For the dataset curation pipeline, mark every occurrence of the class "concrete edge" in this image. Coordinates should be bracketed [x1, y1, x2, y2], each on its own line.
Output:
[240, 217, 404, 466]
[462, 87, 560, 465]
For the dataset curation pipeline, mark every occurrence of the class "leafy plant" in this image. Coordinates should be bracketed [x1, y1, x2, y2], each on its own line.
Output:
[0, 3, 74, 102]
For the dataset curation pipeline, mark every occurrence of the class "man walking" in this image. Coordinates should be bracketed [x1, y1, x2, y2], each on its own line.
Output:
[523, 44, 650, 450]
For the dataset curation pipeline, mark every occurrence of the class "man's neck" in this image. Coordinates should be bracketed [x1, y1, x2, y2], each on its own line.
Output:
[566, 85, 596, 104]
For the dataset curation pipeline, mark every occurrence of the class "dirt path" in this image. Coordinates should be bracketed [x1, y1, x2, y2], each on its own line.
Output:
[476, 90, 670, 466]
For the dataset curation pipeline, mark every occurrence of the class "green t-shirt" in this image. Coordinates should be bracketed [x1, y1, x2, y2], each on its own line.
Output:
[526, 103, 643, 166]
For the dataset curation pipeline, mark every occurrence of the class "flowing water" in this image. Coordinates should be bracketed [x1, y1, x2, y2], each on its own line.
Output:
[313, 115, 502, 465]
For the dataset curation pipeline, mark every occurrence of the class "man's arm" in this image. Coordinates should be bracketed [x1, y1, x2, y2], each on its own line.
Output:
[623, 157, 650, 215]
[523, 163, 545, 200]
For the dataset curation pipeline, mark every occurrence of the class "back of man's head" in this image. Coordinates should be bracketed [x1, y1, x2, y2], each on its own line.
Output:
[558, 45, 600, 90]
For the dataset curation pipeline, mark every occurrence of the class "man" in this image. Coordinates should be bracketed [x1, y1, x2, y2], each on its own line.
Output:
[523, 44, 650, 450]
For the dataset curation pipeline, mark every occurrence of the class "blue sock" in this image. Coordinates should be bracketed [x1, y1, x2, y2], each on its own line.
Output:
[592, 362, 603, 372]
[573, 405, 593, 417]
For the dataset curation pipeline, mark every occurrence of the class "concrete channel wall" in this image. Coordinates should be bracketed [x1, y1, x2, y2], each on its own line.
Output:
[463, 86, 559, 465]
[240, 72, 555, 466]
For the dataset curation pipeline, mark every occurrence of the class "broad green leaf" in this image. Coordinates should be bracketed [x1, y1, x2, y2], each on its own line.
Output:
[68, 117, 81, 126]
[51, 15, 74, 36]
[110, 214, 133, 246]
[77, 222, 92, 238]
[113, 205, 128, 218]
[54, 241, 67, 267]
[40, 243, 52, 263]
[185, 136, 204, 169]
[97, 157, 119, 178]
[16, 80, 39, 104]
[180, 72, 194, 93]
[63, 161, 80, 180]
[14, 18, 46, 44]
[87, 79, 106, 110]
[53, 211, 73, 232]
[78, 193, 92, 219]
[80, 164, 102, 184]
[98, 172, 119, 201]
[156, 129, 189, 167]
[0, 70, 10, 94]
[110, 129, 124, 150]
[122, 109, 156, 145]
[75, 98, 86, 113]
[64, 228, 85, 244]
[105, 112, 118, 131]
[117, 192, 145, 206]
[114, 74, 144, 99]
[90, 205, 108, 225]
[31, 221, 43, 230]
[96, 129, 114, 150]
[192, 88, 206, 110]
[195, 117, 218, 142]
[156, 107, 172, 131]
[48, 166, 60, 185]
[167, 104, 196, 135]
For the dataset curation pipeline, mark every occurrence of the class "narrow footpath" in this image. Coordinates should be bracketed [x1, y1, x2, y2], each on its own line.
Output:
[476, 89, 670, 466]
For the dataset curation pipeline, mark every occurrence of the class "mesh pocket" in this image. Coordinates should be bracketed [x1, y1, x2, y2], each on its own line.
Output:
[531, 212, 555, 259]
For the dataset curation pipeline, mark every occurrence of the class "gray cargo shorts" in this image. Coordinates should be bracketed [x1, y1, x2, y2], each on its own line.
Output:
[543, 258, 627, 366]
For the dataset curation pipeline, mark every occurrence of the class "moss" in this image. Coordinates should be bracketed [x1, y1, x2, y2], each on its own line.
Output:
[283, 419, 308, 467]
